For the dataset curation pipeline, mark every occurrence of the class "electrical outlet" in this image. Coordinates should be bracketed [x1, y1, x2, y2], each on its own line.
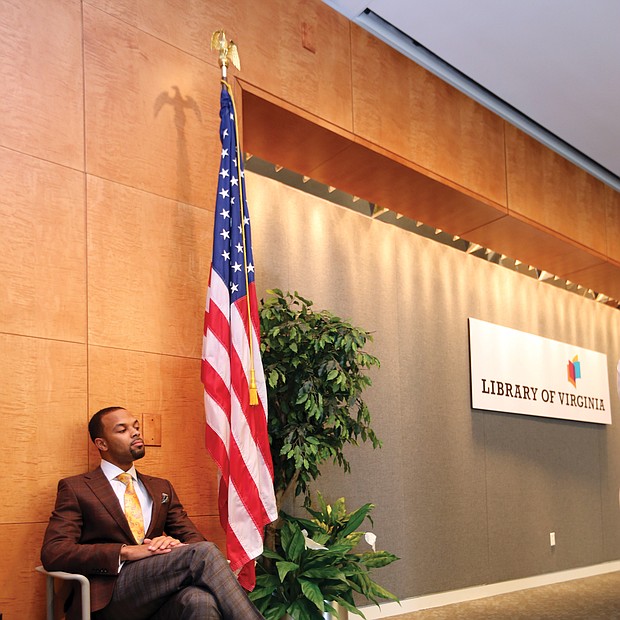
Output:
[550, 532, 556, 547]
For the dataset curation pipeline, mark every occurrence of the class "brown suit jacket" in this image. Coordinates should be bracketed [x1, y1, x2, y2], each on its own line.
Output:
[41, 467, 206, 613]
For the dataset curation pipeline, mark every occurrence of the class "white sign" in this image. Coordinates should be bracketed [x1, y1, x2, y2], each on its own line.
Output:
[469, 318, 612, 424]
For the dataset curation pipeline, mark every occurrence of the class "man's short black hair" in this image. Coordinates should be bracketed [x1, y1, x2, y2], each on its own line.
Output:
[88, 406, 125, 442]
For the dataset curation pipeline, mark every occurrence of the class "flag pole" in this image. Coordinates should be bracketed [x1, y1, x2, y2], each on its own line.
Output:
[204, 30, 277, 589]
[210, 31, 259, 405]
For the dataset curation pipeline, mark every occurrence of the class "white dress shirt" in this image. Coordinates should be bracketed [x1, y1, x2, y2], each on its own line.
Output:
[100, 459, 154, 534]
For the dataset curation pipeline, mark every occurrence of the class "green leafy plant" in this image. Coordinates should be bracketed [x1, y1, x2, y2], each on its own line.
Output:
[250, 495, 399, 620]
[256, 291, 393, 619]
[259, 289, 381, 508]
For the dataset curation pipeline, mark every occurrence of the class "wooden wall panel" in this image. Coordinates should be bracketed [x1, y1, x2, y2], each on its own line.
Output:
[236, 0, 353, 130]
[310, 140, 506, 235]
[0, 0, 83, 169]
[0, 334, 87, 524]
[88, 346, 218, 517]
[466, 214, 606, 277]
[87, 176, 211, 357]
[241, 86, 355, 177]
[0, 523, 47, 620]
[191, 515, 226, 554]
[565, 262, 620, 302]
[606, 189, 620, 262]
[0, 148, 87, 342]
[351, 25, 507, 206]
[83, 5, 219, 208]
[85, 0, 227, 64]
[86, 0, 354, 132]
[84, 0, 138, 24]
[242, 88, 507, 238]
[506, 124, 609, 256]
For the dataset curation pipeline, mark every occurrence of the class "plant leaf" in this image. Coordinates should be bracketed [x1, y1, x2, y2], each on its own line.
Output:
[334, 596, 367, 618]
[288, 598, 323, 620]
[298, 578, 325, 611]
[281, 520, 306, 563]
[264, 603, 288, 620]
[301, 567, 347, 581]
[260, 548, 285, 561]
[359, 550, 399, 568]
[276, 560, 300, 583]
[367, 581, 400, 602]
[339, 503, 374, 538]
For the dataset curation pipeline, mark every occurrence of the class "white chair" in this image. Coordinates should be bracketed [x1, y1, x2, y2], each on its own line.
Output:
[36, 565, 91, 620]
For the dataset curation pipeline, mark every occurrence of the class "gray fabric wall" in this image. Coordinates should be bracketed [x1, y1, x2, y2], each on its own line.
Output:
[247, 171, 620, 599]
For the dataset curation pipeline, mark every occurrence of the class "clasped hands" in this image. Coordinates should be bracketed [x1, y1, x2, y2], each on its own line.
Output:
[120, 536, 187, 562]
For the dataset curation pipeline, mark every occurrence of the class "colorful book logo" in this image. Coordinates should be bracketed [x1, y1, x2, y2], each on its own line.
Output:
[567, 355, 581, 388]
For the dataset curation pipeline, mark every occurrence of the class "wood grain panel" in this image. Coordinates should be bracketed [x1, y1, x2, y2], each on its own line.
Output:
[241, 86, 354, 177]
[87, 176, 211, 357]
[86, 0, 353, 132]
[0, 147, 87, 341]
[351, 25, 507, 206]
[606, 188, 620, 262]
[466, 214, 606, 278]
[312, 141, 507, 236]
[506, 124, 608, 255]
[0, 334, 87, 524]
[83, 5, 219, 208]
[0, 0, 83, 169]
[242, 87, 507, 237]
[191, 515, 226, 554]
[84, 0, 138, 24]
[0, 522, 48, 620]
[237, 0, 353, 130]
[88, 346, 218, 517]
[564, 261, 620, 302]
[86, 0, 216, 63]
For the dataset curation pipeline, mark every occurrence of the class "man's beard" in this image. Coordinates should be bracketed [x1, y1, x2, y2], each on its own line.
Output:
[130, 445, 146, 460]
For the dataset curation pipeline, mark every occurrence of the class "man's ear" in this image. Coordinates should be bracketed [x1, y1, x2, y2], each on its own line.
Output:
[94, 437, 107, 452]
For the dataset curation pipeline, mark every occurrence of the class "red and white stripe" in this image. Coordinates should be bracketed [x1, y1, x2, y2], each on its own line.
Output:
[202, 268, 277, 589]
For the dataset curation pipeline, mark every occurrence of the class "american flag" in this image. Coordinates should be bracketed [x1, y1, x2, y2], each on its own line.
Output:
[201, 84, 277, 590]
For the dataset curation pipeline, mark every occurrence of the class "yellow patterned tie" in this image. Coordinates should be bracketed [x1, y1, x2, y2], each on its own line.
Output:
[117, 473, 145, 544]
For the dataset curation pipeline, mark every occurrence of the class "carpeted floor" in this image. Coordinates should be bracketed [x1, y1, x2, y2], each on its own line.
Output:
[389, 572, 620, 619]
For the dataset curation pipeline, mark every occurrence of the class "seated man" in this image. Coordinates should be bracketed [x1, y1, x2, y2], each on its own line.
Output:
[41, 406, 264, 620]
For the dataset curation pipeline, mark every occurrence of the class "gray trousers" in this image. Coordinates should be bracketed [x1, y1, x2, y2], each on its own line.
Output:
[94, 542, 264, 620]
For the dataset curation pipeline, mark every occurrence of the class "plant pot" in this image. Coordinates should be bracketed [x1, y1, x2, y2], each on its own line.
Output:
[324, 602, 349, 620]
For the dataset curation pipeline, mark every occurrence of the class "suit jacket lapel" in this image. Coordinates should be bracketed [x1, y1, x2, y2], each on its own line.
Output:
[139, 472, 162, 539]
[84, 466, 135, 542]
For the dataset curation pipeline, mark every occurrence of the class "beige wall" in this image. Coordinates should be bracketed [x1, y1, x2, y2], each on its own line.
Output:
[248, 171, 620, 598]
[1, 0, 619, 616]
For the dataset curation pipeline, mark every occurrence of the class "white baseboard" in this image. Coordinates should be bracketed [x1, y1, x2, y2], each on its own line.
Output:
[359, 560, 620, 619]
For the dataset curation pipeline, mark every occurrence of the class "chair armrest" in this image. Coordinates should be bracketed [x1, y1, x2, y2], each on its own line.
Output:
[35, 565, 91, 620]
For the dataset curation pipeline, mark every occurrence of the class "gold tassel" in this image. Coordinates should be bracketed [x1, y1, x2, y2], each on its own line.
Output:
[249, 368, 258, 405]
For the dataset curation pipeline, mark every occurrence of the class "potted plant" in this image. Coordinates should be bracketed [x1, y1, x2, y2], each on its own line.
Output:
[255, 290, 397, 618]
[258, 289, 382, 512]
[250, 494, 399, 620]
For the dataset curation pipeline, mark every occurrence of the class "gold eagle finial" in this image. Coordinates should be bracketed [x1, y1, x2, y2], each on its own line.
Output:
[211, 30, 240, 75]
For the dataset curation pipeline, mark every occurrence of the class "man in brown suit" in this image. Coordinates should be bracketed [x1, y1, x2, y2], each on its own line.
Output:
[41, 406, 265, 620]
